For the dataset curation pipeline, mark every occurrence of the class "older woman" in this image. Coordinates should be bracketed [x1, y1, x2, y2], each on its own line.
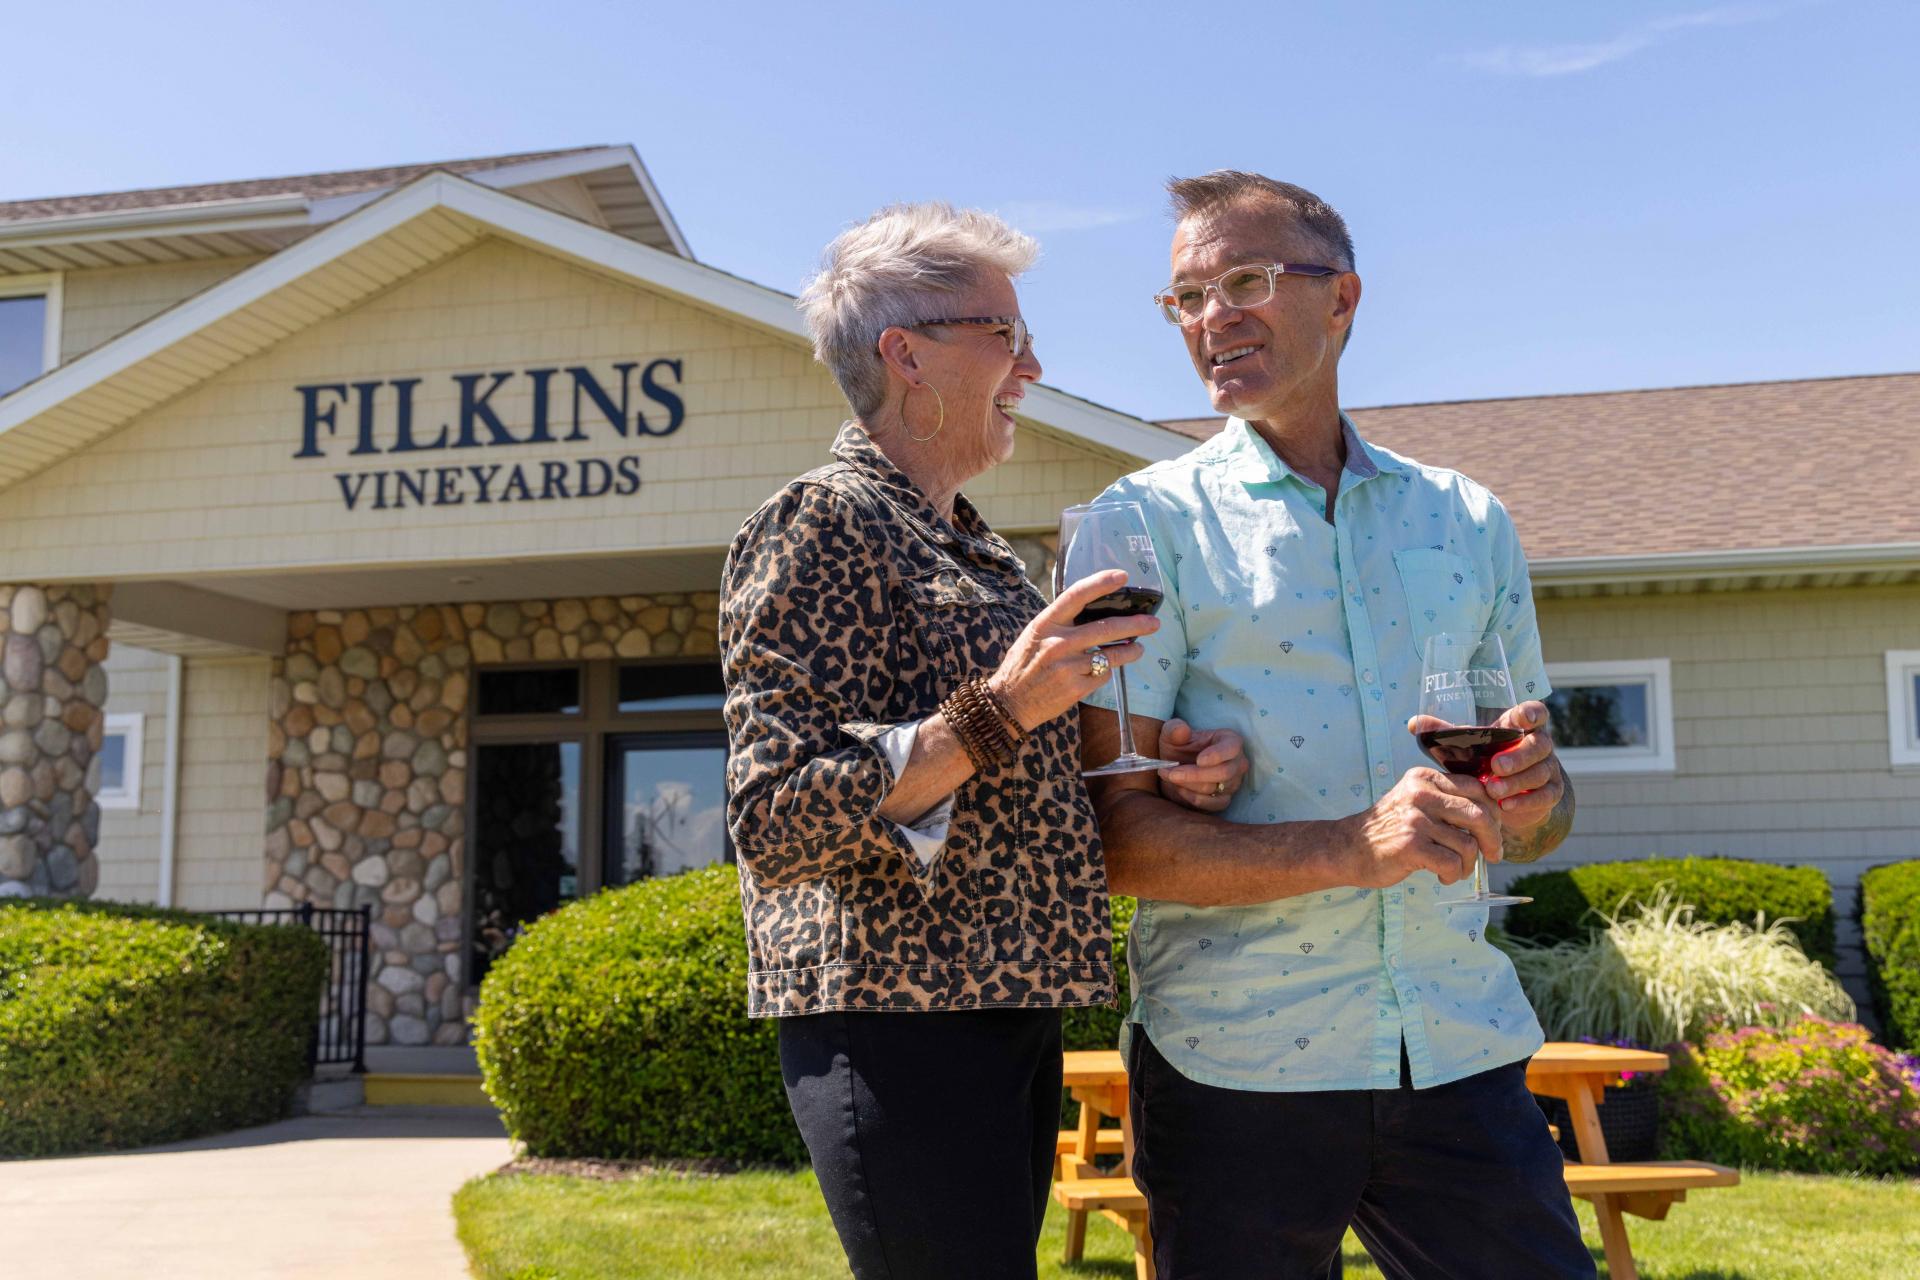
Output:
[721, 203, 1245, 1279]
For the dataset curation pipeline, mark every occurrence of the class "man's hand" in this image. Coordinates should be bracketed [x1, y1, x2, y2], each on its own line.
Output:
[1331, 767, 1502, 888]
[1154, 718, 1249, 814]
[1406, 700, 1575, 864]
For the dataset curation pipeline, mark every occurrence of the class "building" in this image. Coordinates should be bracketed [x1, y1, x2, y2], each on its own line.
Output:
[1, 147, 1912, 1044]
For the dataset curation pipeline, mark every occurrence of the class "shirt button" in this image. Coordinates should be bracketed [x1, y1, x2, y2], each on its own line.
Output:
[1375, 763, 1389, 777]
[1362, 670, 1376, 684]
[1389, 954, 1401, 968]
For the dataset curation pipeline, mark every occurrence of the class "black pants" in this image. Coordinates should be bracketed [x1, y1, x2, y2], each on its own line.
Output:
[1130, 1030, 1595, 1280]
[779, 1007, 1062, 1280]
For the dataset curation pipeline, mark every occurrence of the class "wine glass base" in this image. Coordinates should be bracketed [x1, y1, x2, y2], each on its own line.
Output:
[1083, 753, 1181, 777]
[1438, 893, 1533, 907]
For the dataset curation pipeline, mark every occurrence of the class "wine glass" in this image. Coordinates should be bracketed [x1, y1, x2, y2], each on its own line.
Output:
[1415, 632, 1533, 907]
[1056, 502, 1178, 776]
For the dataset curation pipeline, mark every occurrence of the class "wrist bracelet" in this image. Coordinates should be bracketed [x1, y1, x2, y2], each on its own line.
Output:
[942, 678, 1017, 770]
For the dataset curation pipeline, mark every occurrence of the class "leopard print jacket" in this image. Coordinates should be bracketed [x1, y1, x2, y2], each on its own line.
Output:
[721, 423, 1115, 1017]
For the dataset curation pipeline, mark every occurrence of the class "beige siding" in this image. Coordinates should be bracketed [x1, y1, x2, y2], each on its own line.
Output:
[94, 643, 171, 904]
[3, 237, 1134, 582]
[58, 257, 264, 364]
[171, 656, 271, 911]
[1532, 584, 1920, 979]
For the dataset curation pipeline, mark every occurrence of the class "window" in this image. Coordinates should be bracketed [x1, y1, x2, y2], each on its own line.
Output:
[467, 659, 728, 986]
[97, 713, 145, 809]
[0, 272, 60, 398]
[1543, 659, 1675, 774]
[1887, 651, 1920, 768]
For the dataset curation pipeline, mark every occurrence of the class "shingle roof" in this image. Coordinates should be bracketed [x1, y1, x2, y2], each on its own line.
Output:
[1159, 373, 1920, 560]
[0, 147, 609, 224]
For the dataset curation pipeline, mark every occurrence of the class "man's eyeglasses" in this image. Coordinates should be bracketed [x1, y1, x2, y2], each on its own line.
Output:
[1153, 263, 1341, 325]
[902, 315, 1035, 359]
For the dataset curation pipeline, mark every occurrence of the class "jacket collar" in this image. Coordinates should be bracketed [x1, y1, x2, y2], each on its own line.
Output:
[830, 421, 1014, 568]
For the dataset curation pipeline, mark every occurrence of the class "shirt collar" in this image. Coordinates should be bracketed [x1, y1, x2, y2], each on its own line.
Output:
[1216, 412, 1404, 488]
[829, 420, 1000, 557]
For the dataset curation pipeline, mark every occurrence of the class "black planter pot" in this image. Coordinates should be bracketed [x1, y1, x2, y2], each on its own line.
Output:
[1534, 1076, 1661, 1163]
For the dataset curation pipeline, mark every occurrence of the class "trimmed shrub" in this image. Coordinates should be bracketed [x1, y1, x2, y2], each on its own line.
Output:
[1859, 860, 1920, 1051]
[474, 865, 805, 1165]
[1660, 1016, 1920, 1175]
[0, 899, 329, 1158]
[1500, 894, 1854, 1045]
[1505, 856, 1836, 966]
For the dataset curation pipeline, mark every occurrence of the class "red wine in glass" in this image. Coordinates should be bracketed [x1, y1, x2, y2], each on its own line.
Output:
[1417, 726, 1526, 777]
[1416, 632, 1532, 907]
[1072, 586, 1165, 628]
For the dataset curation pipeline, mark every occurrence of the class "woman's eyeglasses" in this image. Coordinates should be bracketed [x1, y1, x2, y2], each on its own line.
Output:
[902, 315, 1034, 359]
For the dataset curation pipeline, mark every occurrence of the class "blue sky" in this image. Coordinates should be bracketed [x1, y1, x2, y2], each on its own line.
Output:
[6, 1, 1915, 421]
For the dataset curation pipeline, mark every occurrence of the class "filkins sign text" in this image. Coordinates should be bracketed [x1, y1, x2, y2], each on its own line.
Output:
[292, 358, 686, 511]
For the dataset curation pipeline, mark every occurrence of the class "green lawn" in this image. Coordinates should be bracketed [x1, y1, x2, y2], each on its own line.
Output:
[455, 1166, 1920, 1280]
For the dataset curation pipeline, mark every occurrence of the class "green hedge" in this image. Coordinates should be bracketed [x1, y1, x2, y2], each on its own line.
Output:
[474, 865, 804, 1165]
[1504, 857, 1836, 966]
[1859, 860, 1920, 1051]
[0, 899, 329, 1158]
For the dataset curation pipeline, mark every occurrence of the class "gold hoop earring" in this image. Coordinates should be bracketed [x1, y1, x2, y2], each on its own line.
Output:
[906, 381, 945, 442]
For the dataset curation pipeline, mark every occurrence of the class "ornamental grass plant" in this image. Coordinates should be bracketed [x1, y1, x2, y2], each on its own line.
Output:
[1498, 893, 1854, 1046]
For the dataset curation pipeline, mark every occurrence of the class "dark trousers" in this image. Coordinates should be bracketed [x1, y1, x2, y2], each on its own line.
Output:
[1129, 1030, 1595, 1280]
[779, 1007, 1062, 1280]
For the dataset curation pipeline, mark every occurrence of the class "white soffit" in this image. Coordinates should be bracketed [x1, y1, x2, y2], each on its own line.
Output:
[0, 170, 1188, 492]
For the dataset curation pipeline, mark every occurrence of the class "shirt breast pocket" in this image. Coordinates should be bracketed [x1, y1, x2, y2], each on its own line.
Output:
[1393, 547, 1489, 646]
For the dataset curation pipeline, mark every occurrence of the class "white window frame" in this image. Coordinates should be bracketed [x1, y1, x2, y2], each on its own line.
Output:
[97, 712, 144, 810]
[1887, 650, 1920, 769]
[1544, 659, 1676, 775]
[0, 271, 63, 381]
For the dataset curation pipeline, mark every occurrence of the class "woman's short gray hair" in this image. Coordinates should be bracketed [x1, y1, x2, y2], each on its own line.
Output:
[798, 203, 1039, 418]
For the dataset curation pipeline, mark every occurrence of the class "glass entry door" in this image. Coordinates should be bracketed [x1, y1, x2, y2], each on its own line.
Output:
[603, 731, 731, 886]
[470, 739, 582, 985]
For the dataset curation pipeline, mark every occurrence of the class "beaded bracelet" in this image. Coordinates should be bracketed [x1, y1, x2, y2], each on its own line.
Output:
[941, 677, 1021, 770]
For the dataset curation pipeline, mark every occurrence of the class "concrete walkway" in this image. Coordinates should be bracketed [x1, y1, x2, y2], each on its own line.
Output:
[0, 1106, 512, 1279]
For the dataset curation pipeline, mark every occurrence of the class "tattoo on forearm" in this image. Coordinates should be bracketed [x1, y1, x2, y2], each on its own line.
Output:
[1502, 768, 1575, 864]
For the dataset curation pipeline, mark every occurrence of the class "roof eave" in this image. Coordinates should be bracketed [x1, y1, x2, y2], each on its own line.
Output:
[1531, 542, 1920, 585]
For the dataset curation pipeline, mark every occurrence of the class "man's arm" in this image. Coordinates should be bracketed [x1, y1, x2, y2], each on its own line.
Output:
[1082, 707, 1500, 906]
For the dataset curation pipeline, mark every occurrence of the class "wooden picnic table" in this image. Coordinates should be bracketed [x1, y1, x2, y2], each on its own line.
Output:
[1054, 1042, 1737, 1280]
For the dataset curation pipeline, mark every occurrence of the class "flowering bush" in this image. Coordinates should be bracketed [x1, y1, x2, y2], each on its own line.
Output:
[1660, 1016, 1920, 1175]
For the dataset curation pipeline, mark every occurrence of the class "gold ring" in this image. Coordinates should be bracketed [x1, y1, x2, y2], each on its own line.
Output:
[1087, 651, 1111, 679]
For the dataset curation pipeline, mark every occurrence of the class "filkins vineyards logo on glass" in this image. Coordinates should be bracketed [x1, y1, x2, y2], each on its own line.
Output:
[1422, 667, 1511, 700]
[292, 359, 684, 511]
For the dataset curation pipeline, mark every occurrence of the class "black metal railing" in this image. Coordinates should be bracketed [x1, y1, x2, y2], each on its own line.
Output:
[207, 903, 371, 1073]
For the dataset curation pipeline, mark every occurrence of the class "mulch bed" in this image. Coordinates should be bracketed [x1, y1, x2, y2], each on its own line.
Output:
[495, 1155, 766, 1181]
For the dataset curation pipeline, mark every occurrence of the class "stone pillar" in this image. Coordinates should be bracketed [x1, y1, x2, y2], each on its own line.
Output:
[0, 584, 113, 899]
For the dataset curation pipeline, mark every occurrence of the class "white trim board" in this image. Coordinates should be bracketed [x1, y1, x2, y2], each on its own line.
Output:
[1544, 658, 1676, 775]
[0, 169, 1189, 489]
[1887, 650, 1920, 769]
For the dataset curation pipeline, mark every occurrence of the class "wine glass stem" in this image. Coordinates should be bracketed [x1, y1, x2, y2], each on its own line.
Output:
[1109, 658, 1139, 758]
[1474, 854, 1489, 897]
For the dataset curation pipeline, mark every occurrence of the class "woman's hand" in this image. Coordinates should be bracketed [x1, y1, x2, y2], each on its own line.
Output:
[1155, 719, 1249, 813]
[988, 569, 1159, 731]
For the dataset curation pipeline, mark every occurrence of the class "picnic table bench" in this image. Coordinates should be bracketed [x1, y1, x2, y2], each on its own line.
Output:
[1054, 1042, 1737, 1280]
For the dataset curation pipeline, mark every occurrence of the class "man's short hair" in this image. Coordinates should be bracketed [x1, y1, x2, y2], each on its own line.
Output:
[1165, 171, 1355, 273]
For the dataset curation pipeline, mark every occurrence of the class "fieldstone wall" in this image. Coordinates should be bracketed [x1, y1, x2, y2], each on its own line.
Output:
[0, 584, 112, 900]
[264, 592, 718, 1046]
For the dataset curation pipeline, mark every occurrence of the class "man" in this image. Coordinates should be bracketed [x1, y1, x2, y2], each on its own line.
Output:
[1080, 172, 1592, 1279]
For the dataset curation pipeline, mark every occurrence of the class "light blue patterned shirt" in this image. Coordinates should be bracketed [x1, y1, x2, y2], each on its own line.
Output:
[1085, 415, 1553, 1091]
